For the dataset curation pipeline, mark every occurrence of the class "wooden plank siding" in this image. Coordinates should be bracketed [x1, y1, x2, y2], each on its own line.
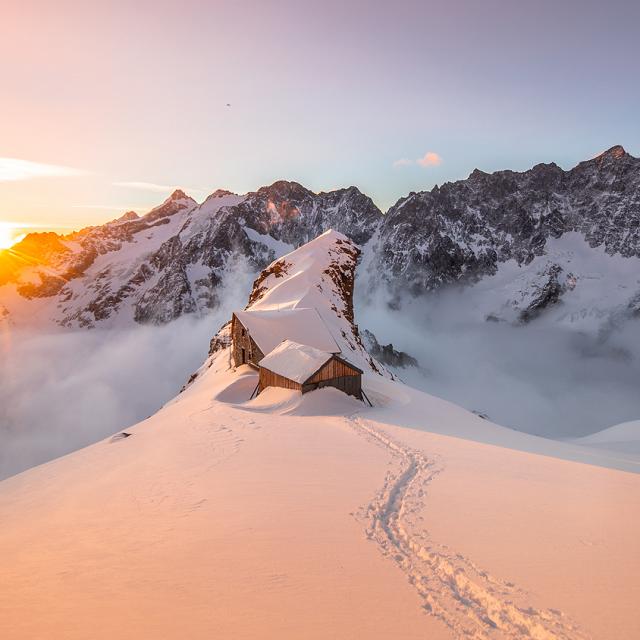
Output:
[306, 357, 361, 383]
[304, 356, 362, 398]
[302, 375, 362, 399]
[258, 368, 303, 393]
[232, 314, 363, 401]
[258, 355, 362, 400]
[231, 314, 264, 368]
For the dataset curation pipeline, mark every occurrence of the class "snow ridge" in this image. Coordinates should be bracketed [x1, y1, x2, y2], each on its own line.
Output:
[193, 230, 389, 390]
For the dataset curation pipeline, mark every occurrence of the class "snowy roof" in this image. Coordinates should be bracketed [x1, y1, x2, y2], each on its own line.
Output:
[258, 340, 333, 383]
[233, 308, 340, 355]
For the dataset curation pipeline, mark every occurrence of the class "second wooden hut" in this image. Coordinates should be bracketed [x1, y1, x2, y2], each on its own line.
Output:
[258, 340, 363, 400]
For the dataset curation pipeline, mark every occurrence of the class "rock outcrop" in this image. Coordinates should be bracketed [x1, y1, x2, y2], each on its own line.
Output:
[373, 146, 640, 295]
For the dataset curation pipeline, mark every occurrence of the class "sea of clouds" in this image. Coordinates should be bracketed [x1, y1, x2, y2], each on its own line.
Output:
[356, 287, 640, 439]
[0, 315, 222, 479]
[3, 270, 640, 479]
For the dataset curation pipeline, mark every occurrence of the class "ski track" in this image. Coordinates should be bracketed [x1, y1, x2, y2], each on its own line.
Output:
[350, 417, 590, 640]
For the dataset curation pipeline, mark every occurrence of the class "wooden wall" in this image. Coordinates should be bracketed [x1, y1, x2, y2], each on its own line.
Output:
[258, 368, 303, 393]
[304, 357, 362, 399]
[231, 315, 264, 368]
[302, 375, 362, 399]
[259, 355, 362, 400]
[307, 358, 361, 383]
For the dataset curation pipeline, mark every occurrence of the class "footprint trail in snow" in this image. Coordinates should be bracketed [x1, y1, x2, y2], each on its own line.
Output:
[351, 417, 590, 640]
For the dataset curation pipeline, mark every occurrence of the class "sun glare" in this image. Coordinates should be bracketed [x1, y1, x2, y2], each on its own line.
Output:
[0, 225, 25, 250]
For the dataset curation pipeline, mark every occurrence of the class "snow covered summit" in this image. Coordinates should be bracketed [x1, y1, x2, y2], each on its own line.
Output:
[205, 229, 389, 380]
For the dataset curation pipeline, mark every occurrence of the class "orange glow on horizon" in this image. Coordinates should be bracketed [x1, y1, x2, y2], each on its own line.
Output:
[0, 225, 26, 250]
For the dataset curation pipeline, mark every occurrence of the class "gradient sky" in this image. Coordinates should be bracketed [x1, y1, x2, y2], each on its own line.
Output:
[1, 0, 639, 233]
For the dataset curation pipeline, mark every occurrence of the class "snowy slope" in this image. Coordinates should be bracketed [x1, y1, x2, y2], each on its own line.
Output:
[456, 231, 640, 328]
[246, 230, 381, 371]
[579, 420, 640, 445]
[572, 420, 640, 455]
[1, 345, 638, 639]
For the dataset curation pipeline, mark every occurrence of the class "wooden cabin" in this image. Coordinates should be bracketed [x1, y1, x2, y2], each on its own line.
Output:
[231, 308, 340, 368]
[258, 340, 363, 400]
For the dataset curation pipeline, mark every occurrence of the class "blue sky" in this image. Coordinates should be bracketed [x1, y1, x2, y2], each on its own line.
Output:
[1, 0, 639, 229]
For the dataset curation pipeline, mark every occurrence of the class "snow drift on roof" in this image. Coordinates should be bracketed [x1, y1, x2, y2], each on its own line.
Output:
[234, 308, 340, 355]
[259, 340, 332, 384]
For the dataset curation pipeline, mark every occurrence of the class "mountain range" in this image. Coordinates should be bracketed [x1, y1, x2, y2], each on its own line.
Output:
[1, 145, 639, 331]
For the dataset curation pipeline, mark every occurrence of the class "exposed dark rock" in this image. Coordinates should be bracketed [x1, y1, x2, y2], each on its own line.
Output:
[110, 432, 132, 442]
[374, 145, 640, 294]
[362, 329, 418, 369]
[518, 264, 571, 323]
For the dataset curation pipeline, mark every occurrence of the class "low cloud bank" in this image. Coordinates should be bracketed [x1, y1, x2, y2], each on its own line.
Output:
[5, 259, 640, 479]
[0, 257, 256, 480]
[0, 314, 222, 479]
[357, 289, 640, 439]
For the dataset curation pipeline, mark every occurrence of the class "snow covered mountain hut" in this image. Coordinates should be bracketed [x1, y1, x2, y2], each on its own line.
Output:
[257, 340, 363, 399]
[231, 308, 340, 368]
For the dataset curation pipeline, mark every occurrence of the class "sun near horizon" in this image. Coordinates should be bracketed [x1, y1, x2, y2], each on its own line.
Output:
[0, 224, 26, 250]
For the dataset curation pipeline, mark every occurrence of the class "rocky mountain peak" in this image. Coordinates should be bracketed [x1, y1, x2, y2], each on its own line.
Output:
[322, 185, 364, 199]
[255, 180, 314, 203]
[374, 144, 640, 297]
[469, 168, 489, 180]
[113, 211, 139, 224]
[3, 145, 638, 329]
[169, 188, 192, 201]
[597, 144, 627, 160]
[143, 189, 198, 223]
[575, 145, 631, 171]
[209, 189, 236, 198]
[571, 145, 637, 184]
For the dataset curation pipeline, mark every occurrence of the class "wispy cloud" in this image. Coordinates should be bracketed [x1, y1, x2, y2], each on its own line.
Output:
[393, 151, 443, 169]
[417, 151, 442, 167]
[0, 158, 88, 182]
[0, 221, 71, 229]
[72, 204, 151, 211]
[114, 181, 207, 195]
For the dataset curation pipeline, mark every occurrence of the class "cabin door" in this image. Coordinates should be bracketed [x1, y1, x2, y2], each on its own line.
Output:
[241, 348, 246, 364]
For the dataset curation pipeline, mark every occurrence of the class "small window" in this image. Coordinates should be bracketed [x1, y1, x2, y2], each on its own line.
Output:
[241, 327, 245, 337]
